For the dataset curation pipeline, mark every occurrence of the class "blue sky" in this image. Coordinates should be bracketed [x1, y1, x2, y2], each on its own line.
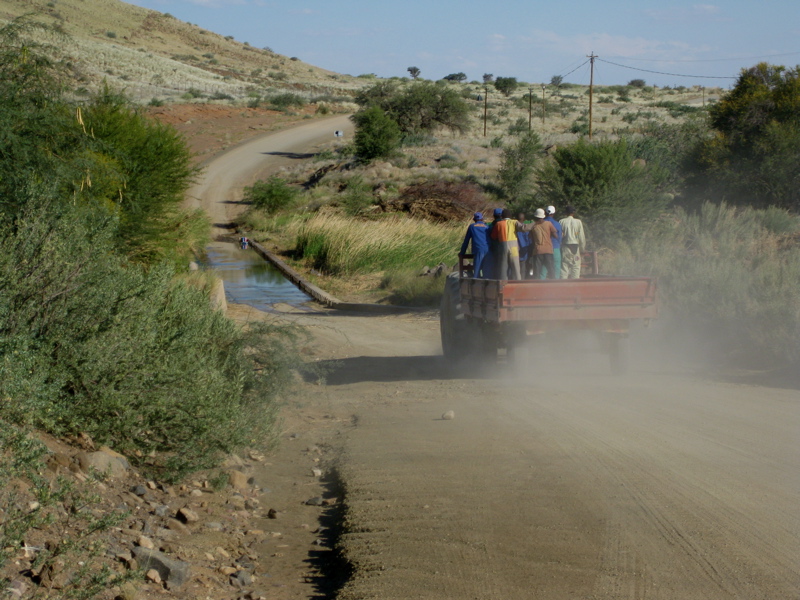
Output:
[125, 0, 800, 88]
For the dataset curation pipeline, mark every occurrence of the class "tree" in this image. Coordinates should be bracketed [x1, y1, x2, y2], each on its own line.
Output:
[701, 62, 800, 209]
[498, 131, 542, 200]
[354, 81, 470, 134]
[352, 105, 401, 161]
[407, 66, 420, 79]
[483, 73, 494, 84]
[534, 139, 669, 243]
[628, 78, 646, 88]
[443, 72, 467, 83]
[494, 76, 518, 97]
[550, 74, 563, 88]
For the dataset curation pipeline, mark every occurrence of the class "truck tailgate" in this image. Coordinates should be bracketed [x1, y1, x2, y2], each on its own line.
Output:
[460, 277, 658, 322]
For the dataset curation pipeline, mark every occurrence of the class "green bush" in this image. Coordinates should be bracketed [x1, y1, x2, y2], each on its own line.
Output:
[267, 92, 305, 109]
[352, 105, 401, 161]
[0, 201, 295, 480]
[244, 176, 299, 213]
[498, 131, 541, 199]
[605, 202, 800, 367]
[379, 268, 447, 306]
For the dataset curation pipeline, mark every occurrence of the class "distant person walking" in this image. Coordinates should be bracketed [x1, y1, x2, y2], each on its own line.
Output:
[459, 212, 491, 278]
[559, 205, 586, 279]
[541, 206, 562, 279]
[530, 208, 558, 279]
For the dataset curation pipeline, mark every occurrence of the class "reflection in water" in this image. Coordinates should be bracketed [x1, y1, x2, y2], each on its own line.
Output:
[205, 241, 312, 310]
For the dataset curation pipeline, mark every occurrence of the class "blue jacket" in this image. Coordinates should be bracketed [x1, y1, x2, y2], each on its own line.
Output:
[545, 216, 563, 250]
[460, 221, 490, 255]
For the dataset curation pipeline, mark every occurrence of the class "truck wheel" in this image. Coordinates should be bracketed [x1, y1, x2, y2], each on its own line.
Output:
[609, 334, 630, 375]
[440, 272, 493, 363]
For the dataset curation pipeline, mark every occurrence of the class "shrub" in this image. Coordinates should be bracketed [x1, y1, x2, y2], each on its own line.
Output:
[352, 105, 401, 161]
[605, 202, 800, 367]
[267, 92, 304, 109]
[494, 76, 518, 96]
[243, 176, 299, 213]
[105, 31, 116, 38]
[498, 130, 541, 199]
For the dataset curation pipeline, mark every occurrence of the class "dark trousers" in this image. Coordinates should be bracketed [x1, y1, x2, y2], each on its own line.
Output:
[534, 253, 555, 279]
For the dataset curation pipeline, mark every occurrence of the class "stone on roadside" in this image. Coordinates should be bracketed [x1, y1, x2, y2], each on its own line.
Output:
[227, 469, 250, 490]
[136, 536, 155, 550]
[75, 449, 128, 478]
[145, 569, 161, 584]
[177, 508, 199, 524]
[133, 547, 190, 588]
[442, 410, 455, 420]
[231, 570, 254, 588]
[305, 497, 324, 506]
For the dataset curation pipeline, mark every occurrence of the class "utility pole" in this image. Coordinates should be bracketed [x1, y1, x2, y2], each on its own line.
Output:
[541, 83, 547, 129]
[528, 86, 533, 130]
[701, 85, 705, 107]
[588, 52, 597, 140]
[483, 86, 488, 137]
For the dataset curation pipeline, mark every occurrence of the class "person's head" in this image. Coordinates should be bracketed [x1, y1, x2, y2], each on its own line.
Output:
[517, 212, 526, 222]
[502, 208, 512, 219]
[493, 208, 503, 220]
[533, 208, 546, 220]
[565, 205, 576, 215]
[473, 212, 483, 222]
[546, 205, 556, 217]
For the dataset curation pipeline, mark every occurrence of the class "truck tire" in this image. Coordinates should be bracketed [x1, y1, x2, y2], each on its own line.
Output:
[608, 334, 630, 375]
[440, 272, 494, 363]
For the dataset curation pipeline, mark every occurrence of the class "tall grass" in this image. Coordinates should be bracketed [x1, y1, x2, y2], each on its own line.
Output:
[604, 202, 800, 366]
[295, 213, 462, 275]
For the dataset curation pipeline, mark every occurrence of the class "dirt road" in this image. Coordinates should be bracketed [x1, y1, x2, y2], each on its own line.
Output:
[198, 123, 799, 599]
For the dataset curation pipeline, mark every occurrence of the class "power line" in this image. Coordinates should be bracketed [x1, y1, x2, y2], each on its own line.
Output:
[557, 58, 591, 80]
[605, 51, 800, 63]
[597, 58, 738, 79]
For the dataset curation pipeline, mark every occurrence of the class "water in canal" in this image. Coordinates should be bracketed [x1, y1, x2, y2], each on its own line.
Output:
[204, 241, 312, 311]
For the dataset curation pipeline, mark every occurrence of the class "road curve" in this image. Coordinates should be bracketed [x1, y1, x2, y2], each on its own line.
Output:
[185, 114, 352, 237]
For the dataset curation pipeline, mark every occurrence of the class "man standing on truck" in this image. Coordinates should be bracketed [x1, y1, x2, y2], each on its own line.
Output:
[516, 212, 533, 278]
[490, 209, 524, 280]
[541, 206, 562, 279]
[531, 208, 558, 279]
[559, 205, 586, 279]
[459, 212, 490, 278]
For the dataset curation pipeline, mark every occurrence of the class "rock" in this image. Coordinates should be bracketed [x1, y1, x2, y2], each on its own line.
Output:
[145, 569, 161, 584]
[215, 546, 230, 558]
[219, 566, 238, 575]
[305, 497, 324, 506]
[131, 485, 148, 497]
[75, 449, 128, 478]
[231, 570, 254, 587]
[154, 504, 170, 518]
[206, 522, 224, 531]
[311, 468, 323, 477]
[116, 581, 140, 600]
[133, 547, 190, 588]
[166, 519, 190, 535]
[136, 536, 155, 550]
[442, 410, 455, 420]
[227, 469, 250, 490]
[267, 508, 278, 519]
[177, 508, 199, 524]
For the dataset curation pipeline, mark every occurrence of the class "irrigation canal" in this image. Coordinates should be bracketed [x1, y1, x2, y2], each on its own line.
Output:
[204, 241, 313, 310]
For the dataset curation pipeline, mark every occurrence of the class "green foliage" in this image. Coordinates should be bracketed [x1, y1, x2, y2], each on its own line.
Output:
[702, 63, 800, 209]
[494, 76, 518, 97]
[244, 176, 299, 213]
[605, 202, 800, 367]
[267, 92, 305, 109]
[352, 105, 401, 161]
[408, 66, 421, 79]
[533, 138, 669, 243]
[354, 81, 470, 134]
[508, 117, 529, 136]
[0, 200, 294, 480]
[498, 131, 541, 200]
[443, 72, 467, 82]
[340, 175, 374, 215]
[550, 75, 563, 88]
[379, 268, 447, 306]
[628, 78, 646, 88]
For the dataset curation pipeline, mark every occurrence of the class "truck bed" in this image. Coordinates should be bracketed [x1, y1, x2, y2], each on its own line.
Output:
[460, 277, 658, 323]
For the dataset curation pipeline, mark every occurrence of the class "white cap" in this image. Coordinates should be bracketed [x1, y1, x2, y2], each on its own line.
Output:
[546, 205, 556, 215]
[533, 208, 546, 219]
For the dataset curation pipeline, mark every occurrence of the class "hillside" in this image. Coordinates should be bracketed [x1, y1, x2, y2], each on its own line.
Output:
[0, 0, 363, 104]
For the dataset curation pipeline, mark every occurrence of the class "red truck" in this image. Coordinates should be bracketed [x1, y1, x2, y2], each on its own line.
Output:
[440, 253, 658, 373]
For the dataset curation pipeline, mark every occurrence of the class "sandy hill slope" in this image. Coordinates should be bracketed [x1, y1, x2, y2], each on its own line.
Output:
[0, 0, 362, 103]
